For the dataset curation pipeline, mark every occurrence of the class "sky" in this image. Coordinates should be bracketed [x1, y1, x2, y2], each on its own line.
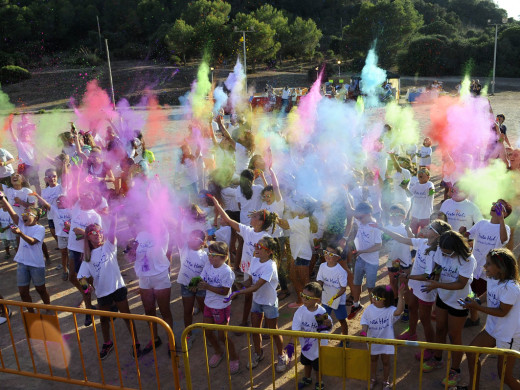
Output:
[495, 0, 520, 20]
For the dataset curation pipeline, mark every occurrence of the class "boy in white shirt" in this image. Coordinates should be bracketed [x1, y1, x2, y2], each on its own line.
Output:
[349, 202, 382, 320]
[440, 183, 482, 232]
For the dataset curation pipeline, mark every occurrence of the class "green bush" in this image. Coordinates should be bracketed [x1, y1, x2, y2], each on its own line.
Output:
[112, 43, 149, 60]
[170, 55, 182, 65]
[0, 65, 31, 84]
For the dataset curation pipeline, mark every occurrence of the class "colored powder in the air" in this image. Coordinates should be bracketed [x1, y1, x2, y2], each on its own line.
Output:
[116, 98, 146, 145]
[361, 46, 387, 108]
[73, 80, 117, 135]
[213, 86, 228, 115]
[0, 87, 14, 142]
[142, 92, 168, 148]
[35, 111, 74, 156]
[228, 60, 246, 114]
[384, 102, 420, 150]
[190, 61, 212, 120]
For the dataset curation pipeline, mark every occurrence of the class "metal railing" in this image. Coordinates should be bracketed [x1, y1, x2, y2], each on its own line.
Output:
[0, 299, 181, 390]
[181, 323, 520, 390]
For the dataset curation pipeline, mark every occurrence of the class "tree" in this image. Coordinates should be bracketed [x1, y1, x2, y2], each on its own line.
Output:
[164, 19, 195, 65]
[252, 4, 290, 57]
[233, 13, 280, 71]
[344, 0, 423, 68]
[285, 17, 322, 60]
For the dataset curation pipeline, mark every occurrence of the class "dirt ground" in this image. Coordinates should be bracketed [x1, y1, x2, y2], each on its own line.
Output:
[0, 64, 520, 390]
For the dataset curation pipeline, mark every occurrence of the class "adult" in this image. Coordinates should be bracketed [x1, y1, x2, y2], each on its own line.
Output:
[0, 147, 15, 186]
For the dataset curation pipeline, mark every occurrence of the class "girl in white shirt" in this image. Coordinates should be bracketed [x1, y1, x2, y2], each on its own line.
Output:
[421, 231, 477, 388]
[236, 169, 264, 226]
[463, 248, 520, 390]
[232, 237, 289, 373]
[408, 168, 435, 236]
[78, 222, 141, 360]
[2, 197, 49, 310]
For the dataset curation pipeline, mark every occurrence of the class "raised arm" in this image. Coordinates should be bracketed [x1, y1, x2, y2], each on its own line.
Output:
[377, 225, 413, 246]
[216, 117, 236, 149]
[268, 167, 282, 202]
[31, 192, 52, 210]
[1, 196, 19, 225]
[208, 194, 240, 232]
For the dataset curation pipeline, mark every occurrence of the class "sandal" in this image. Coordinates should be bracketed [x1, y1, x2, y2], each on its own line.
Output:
[209, 353, 224, 368]
[142, 337, 162, 355]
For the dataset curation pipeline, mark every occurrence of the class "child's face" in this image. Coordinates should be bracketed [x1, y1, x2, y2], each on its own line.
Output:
[483, 257, 500, 279]
[208, 251, 227, 267]
[261, 190, 274, 205]
[450, 186, 467, 202]
[56, 196, 68, 209]
[423, 138, 432, 147]
[45, 171, 58, 187]
[10, 173, 22, 186]
[250, 212, 264, 230]
[21, 208, 37, 225]
[79, 192, 96, 210]
[253, 239, 271, 259]
[417, 171, 429, 184]
[301, 289, 320, 309]
[355, 212, 371, 223]
[87, 228, 104, 246]
[491, 200, 506, 217]
[324, 247, 340, 266]
[188, 234, 205, 250]
[421, 223, 439, 241]
[371, 293, 386, 308]
[389, 210, 405, 225]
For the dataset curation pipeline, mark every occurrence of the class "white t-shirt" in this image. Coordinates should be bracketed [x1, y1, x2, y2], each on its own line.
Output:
[288, 217, 313, 261]
[134, 231, 170, 278]
[176, 158, 198, 188]
[15, 140, 36, 166]
[440, 199, 483, 232]
[238, 224, 270, 274]
[249, 257, 278, 306]
[67, 206, 102, 253]
[384, 224, 412, 267]
[201, 262, 235, 309]
[0, 148, 14, 178]
[317, 263, 348, 306]
[14, 221, 46, 268]
[419, 146, 432, 166]
[409, 238, 436, 302]
[484, 277, 520, 342]
[261, 200, 284, 238]
[3, 186, 35, 217]
[177, 246, 208, 286]
[409, 181, 435, 220]
[77, 240, 125, 298]
[215, 226, 231, 247]
[234, 143, 251, 175]
[434, 251, 477, 309]
[221, 187, 239, 211]
[392, 169, 411, 210]
[355, 222, 382, 265]
[41, 184, 63, 214]
[469, 220, 510, 279]
[0, 209, 15, 240]
[236, 185, 263, 226]
[360, 305, 399, 355]
[292, 305, 330, 360]
[49, 206, 72, 238]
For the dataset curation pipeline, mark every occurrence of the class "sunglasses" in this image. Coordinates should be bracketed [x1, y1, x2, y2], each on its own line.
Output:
[371, 294, 385, 301]
[46, 175, 57, 179]
[88, 230, 103, 236]
[300, 292, 318, 301]
[254, 242, 269, 251]
[208, 252, 226, 257]
[426, 224, 439, 235]
[389, 212, 405, 217]
[21, 212, 36, 218]
[323, 250, 340, 258]
[441, 250, 455, 257]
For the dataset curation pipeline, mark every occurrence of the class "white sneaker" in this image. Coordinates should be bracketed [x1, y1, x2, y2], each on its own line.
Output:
[246, 351, 264, 369]
[275, 353, 289, 372]
[0, 317, 7, 325]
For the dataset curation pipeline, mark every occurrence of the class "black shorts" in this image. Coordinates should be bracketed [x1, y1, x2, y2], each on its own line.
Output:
[436, 295, 468, 318]
[98, 286, 128, 308]
[301, 353, 320, 371]
[48, 219, 55, 230]
[226, 210, 240, 223]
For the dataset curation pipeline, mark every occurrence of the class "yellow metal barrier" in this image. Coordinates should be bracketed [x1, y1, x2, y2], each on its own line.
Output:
[0, 299, 181, 390]
[181, 323, 520, 390]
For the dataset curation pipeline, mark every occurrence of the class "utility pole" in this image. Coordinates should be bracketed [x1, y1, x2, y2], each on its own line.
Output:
[233, 27, 255, 90]
[105, 39, 116, 108]
[96, 16, 102, 54]
[488, 18, 508, 96]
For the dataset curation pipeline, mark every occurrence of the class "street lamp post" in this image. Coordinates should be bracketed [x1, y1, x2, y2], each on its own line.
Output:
[337, 60, 341, 77]
[315, 66, 319, 81]
[488, 18, 508, 96]
[233, 26, 255, 90]
[210, 67, 214, 84]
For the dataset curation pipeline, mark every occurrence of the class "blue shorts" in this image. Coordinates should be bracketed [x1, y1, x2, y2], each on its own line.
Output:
[324, 304, 348, 321]
[353, 258, 378, 288]
[251, 301, 279, 319]
[180, 284, 206, 298]
[295, 257, 311, 266]
[48, 219, 55, 230]
[17, 263, 46, 287]
[68, 249, 83, 273]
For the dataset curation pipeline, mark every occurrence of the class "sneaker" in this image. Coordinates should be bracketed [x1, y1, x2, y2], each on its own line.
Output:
[315, 382, 325, 390]
[298, 377, 312, 389]
[464, 317, 480, 328]
[397, 330, 417, 341]
[442, 369, 461, 387]
[56, 264, 63, 270]
[229, 359, 240, 375]
[415, 350, 434, 361]
[61, 272, 69, 281]
[84, 314, 92, 327]
[348, 304, 364, 320]
[288, 302, 303, 309]
[246, 351, 264, 369]
[400, 309, 409, 322]
[131, 342, 142, 358]
[100, 341, 114, 360]
[422, 358, 443, 372]
[275, 353, 289, 372]
[142, 337, 162, 355]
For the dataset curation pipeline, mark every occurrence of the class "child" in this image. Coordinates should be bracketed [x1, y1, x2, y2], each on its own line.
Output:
[1, 196, 50, 310]
[317, 245, 349, 338]
[2, 173, 36, 218]
[231, 237, 289, 373]
[463, 199, 512, 327]
[463, 248, 520, 390]
[383, 204, 412, 312]
[236, 169, 264, 226]
[197, 241, 239, 374]
[41, 168, 62, 248]
[77, 223, 141, 360]
[421, 231, 477, 388]
[176, 144, 200, 203]
[177, 229, 208, 350]
[360, 284, 405, 389]
[0, 201, 17, 260]
[349, 202, 383, 320]
[290, 282, 331, 390]
[408, 168, 435, 236]
[439, 183, 482, 232]
[388, 153, 412, 214]
[418, 137, 432, 169]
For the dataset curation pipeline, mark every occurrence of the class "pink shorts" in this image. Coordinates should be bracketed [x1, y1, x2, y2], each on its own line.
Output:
[410, 288, 435, 306]
[203, 305, 231, 324]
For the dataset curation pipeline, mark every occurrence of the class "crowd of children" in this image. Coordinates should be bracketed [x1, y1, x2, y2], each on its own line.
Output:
[0, 102, 519, 390]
